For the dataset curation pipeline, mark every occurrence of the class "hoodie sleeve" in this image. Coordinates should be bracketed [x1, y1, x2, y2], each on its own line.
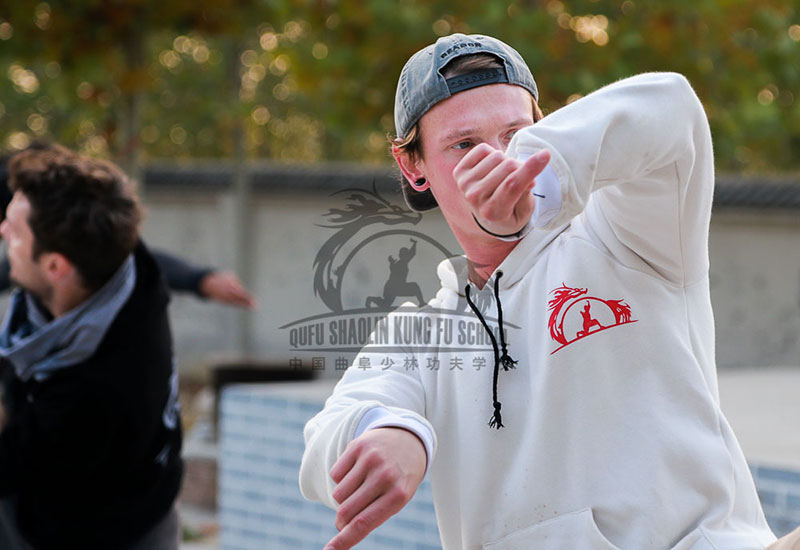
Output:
[299, 344, 436, 510]
[507, 72, 714, 286]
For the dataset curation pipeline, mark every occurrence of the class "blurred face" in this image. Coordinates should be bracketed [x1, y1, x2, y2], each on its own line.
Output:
[414, 83, 535, 240]
[0, 192, 50, 299]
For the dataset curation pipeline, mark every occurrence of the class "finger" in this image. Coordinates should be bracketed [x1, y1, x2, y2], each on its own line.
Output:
[480, 162, 537, 221]
[456, 151, 510, 202]
[332, 455, 368, 506]
[475, 151, 549, 226]
[453, 144, 501, 189]
[227, 287, 256, 308]
[465, 157, 519, 205]
[330, 443, 360, 484]
[334, 466, 385, 531]
[454, 142, 496, 174]
[515, 149, 551, 189]
[479, 181, 535, 225]
[325, 491, 406, 550]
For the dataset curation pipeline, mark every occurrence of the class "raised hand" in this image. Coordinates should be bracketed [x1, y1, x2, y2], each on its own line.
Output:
[453, 143, 550, 237]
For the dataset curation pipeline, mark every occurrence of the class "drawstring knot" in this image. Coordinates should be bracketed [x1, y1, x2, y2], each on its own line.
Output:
[500, 353, 517, 371]
[464, 270, 518, 430]
[489, 402, 504, 429]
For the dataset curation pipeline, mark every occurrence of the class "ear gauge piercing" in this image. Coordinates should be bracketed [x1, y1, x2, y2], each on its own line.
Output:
[410, 177, 430, 192]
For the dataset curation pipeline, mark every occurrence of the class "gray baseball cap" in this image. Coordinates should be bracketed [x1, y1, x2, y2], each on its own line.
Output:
[394, 33, 539, 211]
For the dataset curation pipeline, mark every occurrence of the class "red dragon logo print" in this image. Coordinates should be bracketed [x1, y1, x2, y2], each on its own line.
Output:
[548, 284, 636, 354]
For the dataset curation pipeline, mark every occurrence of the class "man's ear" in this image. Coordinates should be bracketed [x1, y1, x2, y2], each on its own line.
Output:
[392, 145, 425, 187]
[39, 252, 74, 285]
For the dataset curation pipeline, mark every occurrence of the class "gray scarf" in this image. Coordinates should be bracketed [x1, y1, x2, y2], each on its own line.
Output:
[0, 255, 136, 382]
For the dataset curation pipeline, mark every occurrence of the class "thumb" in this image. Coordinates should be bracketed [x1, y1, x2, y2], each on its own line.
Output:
[515, 149, 551, 190]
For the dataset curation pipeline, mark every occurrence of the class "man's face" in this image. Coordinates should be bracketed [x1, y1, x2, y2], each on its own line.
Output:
[415, 83, 534, 242]
[0, 192, 50, 299]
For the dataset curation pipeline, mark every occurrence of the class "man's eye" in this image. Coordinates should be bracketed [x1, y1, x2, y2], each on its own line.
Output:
[452, 141, 472, 150]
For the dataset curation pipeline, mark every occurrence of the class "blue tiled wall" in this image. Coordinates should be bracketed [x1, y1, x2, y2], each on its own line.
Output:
[219, 385, 800, 550]
[218, 387, 441, 550]
[751, 464, 800, 537]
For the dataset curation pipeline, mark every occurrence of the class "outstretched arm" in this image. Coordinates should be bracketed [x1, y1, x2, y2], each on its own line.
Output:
[151, 249, 256, 308]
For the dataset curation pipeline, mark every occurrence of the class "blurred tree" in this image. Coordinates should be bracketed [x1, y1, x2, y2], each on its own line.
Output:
[0, 1, 798, 173]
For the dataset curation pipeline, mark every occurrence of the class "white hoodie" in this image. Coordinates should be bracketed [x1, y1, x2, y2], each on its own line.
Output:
[300, 73, 776, 550]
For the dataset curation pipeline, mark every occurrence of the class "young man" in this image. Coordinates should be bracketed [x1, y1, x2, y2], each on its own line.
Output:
[301, 33, 778, 549]
[0, 145, 183, 549]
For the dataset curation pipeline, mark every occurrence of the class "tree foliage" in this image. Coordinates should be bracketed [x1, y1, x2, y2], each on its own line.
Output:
[1, 1, 798, 173]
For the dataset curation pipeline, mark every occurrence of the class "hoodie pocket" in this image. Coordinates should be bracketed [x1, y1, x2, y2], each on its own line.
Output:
[482, 508, 621, 550]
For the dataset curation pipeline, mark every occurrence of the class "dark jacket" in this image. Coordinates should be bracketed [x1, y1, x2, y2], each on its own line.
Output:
[0, 242, 183, 549]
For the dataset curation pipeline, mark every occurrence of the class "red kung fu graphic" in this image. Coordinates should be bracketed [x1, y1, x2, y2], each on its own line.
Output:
[547, 284, 637, 354]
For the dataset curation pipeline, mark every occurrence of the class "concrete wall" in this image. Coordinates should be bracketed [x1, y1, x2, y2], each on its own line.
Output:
[709, 210, 800, 367]
[140, 186, 800, 377]
[141, 185, 461, 377]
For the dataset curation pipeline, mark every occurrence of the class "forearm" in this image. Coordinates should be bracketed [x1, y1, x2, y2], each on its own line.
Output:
[508, 72, 714, 283]
[151, 249, 211, 296]
[508, 72, 711, 226]
[300, 353, 435, 509]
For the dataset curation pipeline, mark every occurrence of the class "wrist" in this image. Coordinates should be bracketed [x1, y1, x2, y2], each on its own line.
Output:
[472, 214, 530, 241]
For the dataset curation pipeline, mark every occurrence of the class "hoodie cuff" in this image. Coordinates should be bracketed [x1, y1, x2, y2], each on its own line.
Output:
[354, 406, 435, 476]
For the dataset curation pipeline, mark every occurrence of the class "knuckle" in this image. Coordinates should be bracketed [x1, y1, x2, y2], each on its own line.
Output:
[363, 446, 384, 466]
[376, 465, 399, 486]
[351, 515, 371, 534]
[332, 489, 342, 503]
[347, 438, 363, 455]
[477, 206, 496, 222]
[389, 485, 412, 505]
[487, 150, 504, 164]
[337, 504, 351, 522]
[463, 189, 481, 205]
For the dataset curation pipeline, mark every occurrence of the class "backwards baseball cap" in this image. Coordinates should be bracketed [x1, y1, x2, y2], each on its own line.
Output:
[394, 33, 539, 211]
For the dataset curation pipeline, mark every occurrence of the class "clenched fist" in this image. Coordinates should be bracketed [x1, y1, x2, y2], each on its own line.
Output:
[453, 143, 550, 237]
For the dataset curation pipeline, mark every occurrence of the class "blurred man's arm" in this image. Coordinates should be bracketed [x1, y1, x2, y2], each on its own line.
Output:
[151, 249, 255, 308]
